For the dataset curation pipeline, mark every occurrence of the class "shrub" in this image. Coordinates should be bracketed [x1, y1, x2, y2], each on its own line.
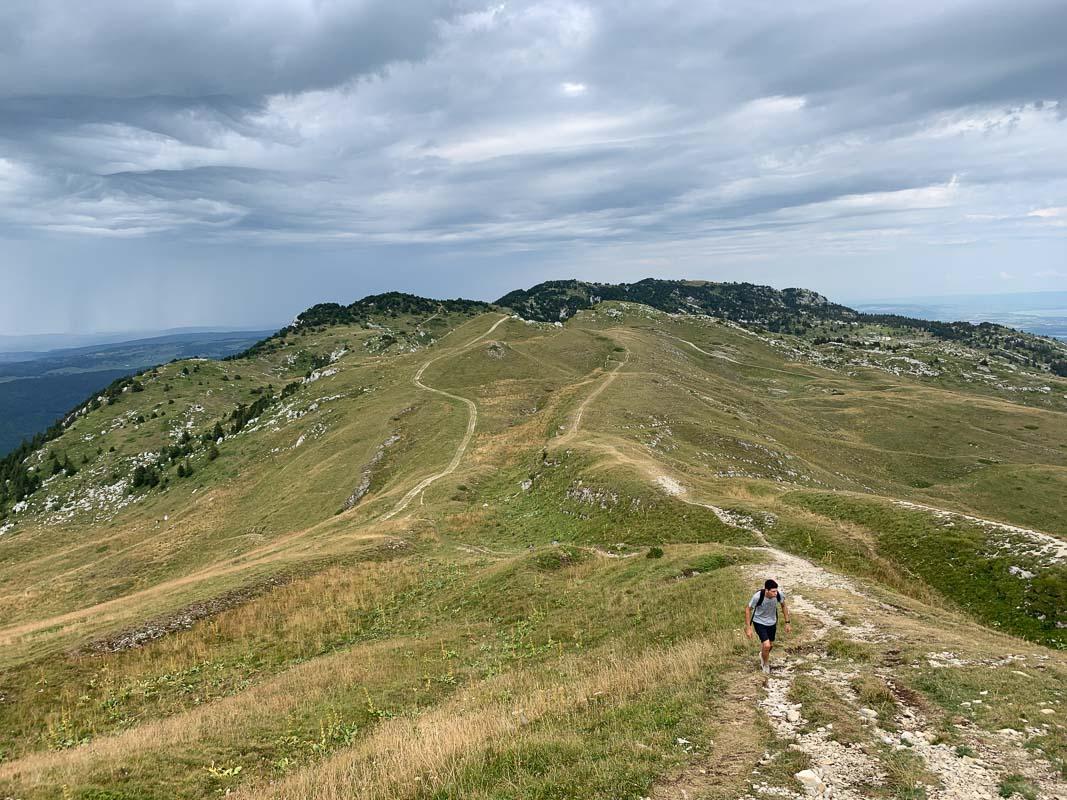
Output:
[533, 545, 585, 571]
[998, 774, 1037, 799]
[679, 553, 731, 576]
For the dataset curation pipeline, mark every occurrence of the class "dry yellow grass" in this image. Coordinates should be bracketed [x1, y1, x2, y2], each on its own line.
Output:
[0, 521, 393, 662]
[0, 636, 417, 788]
[240, 632, 735, 799]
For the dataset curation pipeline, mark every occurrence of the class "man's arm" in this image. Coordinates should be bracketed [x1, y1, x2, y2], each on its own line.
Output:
[781, 600, 792, 627]
[744, 604, 754, 638]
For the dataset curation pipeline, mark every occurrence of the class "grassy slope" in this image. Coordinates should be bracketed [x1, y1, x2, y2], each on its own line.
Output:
[0, 303, 1064, 798]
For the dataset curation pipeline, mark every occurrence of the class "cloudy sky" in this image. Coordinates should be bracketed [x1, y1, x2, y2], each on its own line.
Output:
[1, 0, 1065, 334]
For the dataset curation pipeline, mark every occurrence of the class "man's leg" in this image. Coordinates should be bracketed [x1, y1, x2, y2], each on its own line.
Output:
[761, 624, 777, 673]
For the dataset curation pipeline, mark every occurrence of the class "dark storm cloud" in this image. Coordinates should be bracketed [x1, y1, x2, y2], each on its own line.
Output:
[0, 1, 458, 98]
[1, 0, 1065, 333]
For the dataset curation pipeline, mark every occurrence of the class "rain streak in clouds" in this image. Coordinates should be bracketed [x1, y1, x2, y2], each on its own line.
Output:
[1, 0, 1066, 330]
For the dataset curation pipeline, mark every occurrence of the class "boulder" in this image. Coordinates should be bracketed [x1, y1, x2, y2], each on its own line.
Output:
[795, 768, 826, 796]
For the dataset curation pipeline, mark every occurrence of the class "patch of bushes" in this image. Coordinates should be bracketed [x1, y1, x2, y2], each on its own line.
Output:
[130, 464, 161, 489]
[533, 545, 586, 571]
[679, 553, 732, 577]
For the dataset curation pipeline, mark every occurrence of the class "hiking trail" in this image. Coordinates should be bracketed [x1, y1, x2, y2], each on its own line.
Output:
[554, 346, 630, 446]
[381, 315, 509, 522]
[650, 473, 1067, 800]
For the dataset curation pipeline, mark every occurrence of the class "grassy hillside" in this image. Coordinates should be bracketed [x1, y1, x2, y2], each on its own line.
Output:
[0, 293, 1064, 799]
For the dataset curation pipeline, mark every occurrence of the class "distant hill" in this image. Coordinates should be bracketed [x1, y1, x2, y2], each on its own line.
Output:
[498, 278, 1067, 371]
[0, 326, 279, 355]
[0, 330, 273, 455]
[497, 277, 851, 328]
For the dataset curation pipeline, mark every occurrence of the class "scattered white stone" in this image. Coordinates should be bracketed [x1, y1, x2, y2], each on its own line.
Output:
[655, 475, 685, 496]
[303, 367, 339, 384]
[894, 500, 1067, 565]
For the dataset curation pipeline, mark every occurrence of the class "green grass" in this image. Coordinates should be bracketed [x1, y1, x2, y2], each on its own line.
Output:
[825, 637, 874, 662]
[784, 492, 1066, 647]
[0, 529, 757, 797]
[879, 746, 931, 799]
[998, 774, 1038, 799]
[469, 453, 755, 550]
[852, 674, 900, 730]
[416, 686, 712, 800]
[788, 675, 867, 744]
[911, 664, 1066, 777]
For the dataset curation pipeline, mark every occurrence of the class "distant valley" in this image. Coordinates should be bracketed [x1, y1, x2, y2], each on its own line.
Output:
[0, 330, 274, 455]
[854, 290, 1067, 341]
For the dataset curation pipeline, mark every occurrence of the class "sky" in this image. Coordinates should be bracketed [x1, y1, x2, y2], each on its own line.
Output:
[1, 0, 1065, 335]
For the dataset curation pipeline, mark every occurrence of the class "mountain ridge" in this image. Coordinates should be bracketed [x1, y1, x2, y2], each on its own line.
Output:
[0, 280, 1064, 799]
[497, 278, 1067, 371]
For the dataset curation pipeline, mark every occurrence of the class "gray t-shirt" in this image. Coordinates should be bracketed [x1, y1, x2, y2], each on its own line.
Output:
[749, 590, 785, 626]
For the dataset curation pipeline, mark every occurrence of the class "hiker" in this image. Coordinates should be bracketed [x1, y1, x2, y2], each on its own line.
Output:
[745, 578, 791, 674]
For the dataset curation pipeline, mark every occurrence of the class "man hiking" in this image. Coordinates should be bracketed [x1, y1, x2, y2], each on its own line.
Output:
[745, 578, 791, 674]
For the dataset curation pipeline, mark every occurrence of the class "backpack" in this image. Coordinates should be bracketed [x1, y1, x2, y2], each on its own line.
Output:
[754, 589, 783, 610]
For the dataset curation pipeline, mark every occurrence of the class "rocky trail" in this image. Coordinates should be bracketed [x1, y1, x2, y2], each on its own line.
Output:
[738, 543, 1067, 800]
[648, 474, 1066, 800]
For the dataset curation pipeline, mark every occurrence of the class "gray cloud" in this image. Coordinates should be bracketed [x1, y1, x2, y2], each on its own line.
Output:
[0, 1, 458, 98]
[1, 0, 1065, 333]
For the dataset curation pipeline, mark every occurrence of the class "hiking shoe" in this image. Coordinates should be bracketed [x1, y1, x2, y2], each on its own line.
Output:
[762, 661, 771, 675]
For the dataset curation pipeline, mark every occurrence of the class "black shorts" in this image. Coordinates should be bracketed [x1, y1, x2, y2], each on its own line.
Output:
[753, 622, 777, 642]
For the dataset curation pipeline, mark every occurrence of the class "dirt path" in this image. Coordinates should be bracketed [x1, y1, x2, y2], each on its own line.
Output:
[553, 346, 629, 446]
[741, 550, 1067, 800]
[381, 315, 509, 521]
